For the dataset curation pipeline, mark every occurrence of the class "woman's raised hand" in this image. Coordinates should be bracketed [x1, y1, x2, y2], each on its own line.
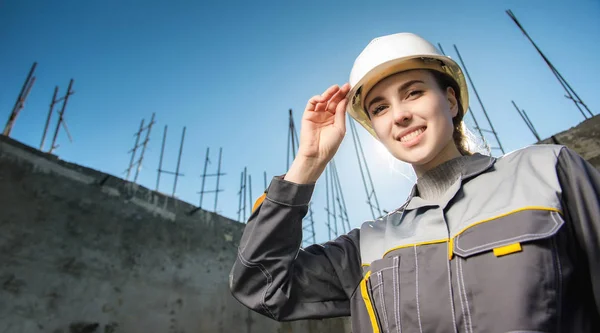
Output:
[284, 83, 351, 184]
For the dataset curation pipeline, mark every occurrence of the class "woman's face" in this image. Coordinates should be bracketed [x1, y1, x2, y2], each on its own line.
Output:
[364, 69, 460, 172]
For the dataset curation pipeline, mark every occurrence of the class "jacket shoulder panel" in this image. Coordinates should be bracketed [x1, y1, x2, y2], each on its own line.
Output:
[447, 144, 564, 237]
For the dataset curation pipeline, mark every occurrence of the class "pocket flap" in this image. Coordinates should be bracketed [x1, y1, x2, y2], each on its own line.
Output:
[453, 208, 564, 258]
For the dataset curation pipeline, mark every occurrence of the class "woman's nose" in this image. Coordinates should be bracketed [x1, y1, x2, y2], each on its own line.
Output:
[392, 104, 412, 126]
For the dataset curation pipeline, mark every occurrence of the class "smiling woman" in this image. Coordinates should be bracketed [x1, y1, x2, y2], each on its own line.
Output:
[229, 32, 600, 333]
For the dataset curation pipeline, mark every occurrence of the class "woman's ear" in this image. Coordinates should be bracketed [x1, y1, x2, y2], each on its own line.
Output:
[446, 86, 459, 118]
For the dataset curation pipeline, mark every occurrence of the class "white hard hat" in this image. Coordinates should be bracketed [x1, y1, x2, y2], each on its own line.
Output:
[346, 32, 469, 139]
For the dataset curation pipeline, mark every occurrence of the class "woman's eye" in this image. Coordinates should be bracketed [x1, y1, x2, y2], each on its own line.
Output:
[371, 105, 387, 115]
[406, 90, 423, 99]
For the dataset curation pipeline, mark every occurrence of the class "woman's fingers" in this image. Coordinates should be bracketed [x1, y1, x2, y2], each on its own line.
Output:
[334, 97, 348, 133]
[326, 83, 351, 115]
[306, 85, 340, 112]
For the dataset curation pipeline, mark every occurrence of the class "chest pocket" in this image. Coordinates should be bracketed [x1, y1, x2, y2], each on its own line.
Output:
[451, 208, 565, 332]
[362, 256, 400, 333]
[361, 241, 452, 333]
[452, 208, 564, 258]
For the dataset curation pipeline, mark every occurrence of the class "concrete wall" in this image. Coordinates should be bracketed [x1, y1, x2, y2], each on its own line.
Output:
[538, 114, 600, 169]
[0, 136, 350, 333]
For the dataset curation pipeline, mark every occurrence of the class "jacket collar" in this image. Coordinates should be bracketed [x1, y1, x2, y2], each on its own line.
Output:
[403, 153, 496, 211]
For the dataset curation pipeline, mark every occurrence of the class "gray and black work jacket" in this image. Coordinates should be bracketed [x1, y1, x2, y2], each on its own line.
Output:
[229, 145, 600, 333]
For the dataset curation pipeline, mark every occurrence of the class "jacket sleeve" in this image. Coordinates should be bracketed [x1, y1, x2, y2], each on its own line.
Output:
[229, 176, 363, 321]
[556, 146, 600, 314]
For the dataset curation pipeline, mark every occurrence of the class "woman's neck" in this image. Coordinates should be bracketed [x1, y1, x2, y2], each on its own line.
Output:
[413, 140, 462, 178]
[416, 154, 470, 201]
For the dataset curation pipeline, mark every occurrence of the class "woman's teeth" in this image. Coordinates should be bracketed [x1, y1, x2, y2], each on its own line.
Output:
[400, 128, 425, 142]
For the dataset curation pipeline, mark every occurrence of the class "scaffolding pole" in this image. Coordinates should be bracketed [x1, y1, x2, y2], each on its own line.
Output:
[324, 159, 351, 238]
[196, 147, 226, 212]
[331, 160, 350, 234]
[453, 45, 505, 154]
[49, 79, 75, 154]
[172, 126, 186, 197]
[243, 167, 247, 221]
[329, 166, 338, 237]
[511, 101, 541, 142]
[214, 148, 223, 212]
[248, 174, 253, 217]
[156, 125, 168, 191]
[437, 43, 487, 145]
[288, 109, 316, 246]
[348, 116, 383, 219]
[4, 62, 37, 137]
[325, 166, 332, 240]
[133, 113, 155, 183]
[263, 171, 267, 190]
[126, 119, 145, 180]
[237, 171, 244, 222]
[507, 9, 593, 119]
[40, 86, 59, 150]
[199, 147, 210, 208]
[237, 167, 248, 222]
[155, 125, 186, 198]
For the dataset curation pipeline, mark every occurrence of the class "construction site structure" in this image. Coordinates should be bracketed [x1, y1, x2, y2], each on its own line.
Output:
[125, 113, 156, 183]
[155, 125, 186, 197]
[198, 147, 226, 213]
[324, 159, 351, 239]
[452, 44, 505, 155]
[507, 9, 593, 120]
[347, 114, 384, 220]
[3, 62, 37, 137]
[287, 109, 316, 246]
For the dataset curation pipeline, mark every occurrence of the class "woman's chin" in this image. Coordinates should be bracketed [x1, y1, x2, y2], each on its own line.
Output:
[391, 147, 436, 166]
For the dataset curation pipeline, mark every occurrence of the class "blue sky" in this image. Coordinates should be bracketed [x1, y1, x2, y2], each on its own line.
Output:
[2, 0, 599, 244]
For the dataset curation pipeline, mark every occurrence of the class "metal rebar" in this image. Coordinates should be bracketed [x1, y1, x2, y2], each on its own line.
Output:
[199, 147, 210, 208]
[554, 68, 593, 117]
[332, 161, 351, 233]
[4, 62, 37, 137]
[438, 43, 487, 144]
[331, 163, 345, 234]
[126, 119, 145, 180]
[303, 206, 316, 246]
[349, 119, 375, 219]
[511, 101, 541, 142]
[290, 111, 297, 159]
[349, 117, 383, 219]
[248, 174, 253, 216]
[40, 86, 59, 150]
[214, 147, 223, 212]
[467, 107, 486, 144]
[506, 9, 593, 118]
[156, 125, 168, 191]
[287, 110, 292, 169]
[243, 167, 247, 221]
[49, 79, 74, 154]
[237, 171, 243, 222]
[172, 126, 186, 197]
[263, 171, 267, 190]
[134, 113, 155, 182]
[325, 165, 332, 240]
[453, 45, 505, 154]
[521, 109, 540, 141]
[330, 166, 338, 237]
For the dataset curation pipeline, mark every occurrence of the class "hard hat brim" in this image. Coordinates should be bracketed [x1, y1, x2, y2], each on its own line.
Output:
[346, 55, 470, 140]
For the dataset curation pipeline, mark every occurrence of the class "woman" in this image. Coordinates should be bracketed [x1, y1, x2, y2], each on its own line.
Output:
[229, 33, 600, 333]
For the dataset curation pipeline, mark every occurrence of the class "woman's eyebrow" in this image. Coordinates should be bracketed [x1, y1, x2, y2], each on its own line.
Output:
[366, 96, 385, 111]
[397, 80, 424, 94]
[366, 79, 425, 110]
